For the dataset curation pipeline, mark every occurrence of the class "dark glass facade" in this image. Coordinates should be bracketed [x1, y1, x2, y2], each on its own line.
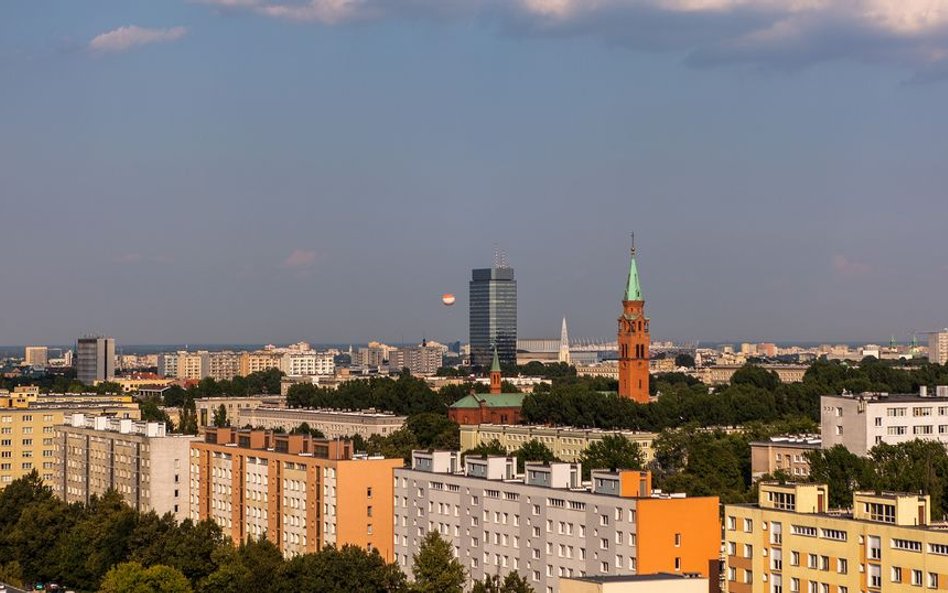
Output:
[469, 267, 517, 368]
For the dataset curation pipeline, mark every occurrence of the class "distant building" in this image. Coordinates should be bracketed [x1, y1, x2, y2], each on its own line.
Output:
[749, 435, 821, 480]
[194, 395, 286, 429]
[449, 350, 524, 425]
[236, 406, 406, 439]
[104, 374, 174, 393]
[207, 351, 241, 381]
[618, 238, 649, 403]
[0, 387, 140, 487]
[459, 424, 658, 462]
[53, 414, 197, 521]
[239, 350, 283, 376]
[281, 351, 334, 376]
[394, 452, 721, 593]
[695, 364, 808, 385]
[930, 330, 948, 365]
[76, 336, 115, 385]
[191, 427, 403, 558]
[469, 264, 517, 368]
[388, 344, 442, 376]
[24, 346, 48, 368]
[157, 352, 179, 378]
[821, 390, 948, 456]
[560, 574, 710, 593]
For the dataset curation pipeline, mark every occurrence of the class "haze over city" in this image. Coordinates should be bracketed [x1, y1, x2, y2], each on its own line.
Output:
[3, 0, 948, 346]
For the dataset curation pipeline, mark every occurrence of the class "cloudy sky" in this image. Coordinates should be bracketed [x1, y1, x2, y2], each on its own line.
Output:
[2, 0, 948, 346]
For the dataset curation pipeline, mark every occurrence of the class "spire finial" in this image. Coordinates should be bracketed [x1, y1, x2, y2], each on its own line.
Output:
[630, 232, 636, 257]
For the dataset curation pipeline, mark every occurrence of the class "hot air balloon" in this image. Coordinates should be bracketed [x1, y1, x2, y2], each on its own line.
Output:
[442, 293, 456, 306]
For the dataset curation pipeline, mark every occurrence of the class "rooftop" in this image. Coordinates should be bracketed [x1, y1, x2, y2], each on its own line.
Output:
[449, 393, 526, 409]
[569, 573, 706, 584]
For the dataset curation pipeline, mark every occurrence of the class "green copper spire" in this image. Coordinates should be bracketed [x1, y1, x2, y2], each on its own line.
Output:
[624, 233, 643, 301]
[491, 345, 501, 373]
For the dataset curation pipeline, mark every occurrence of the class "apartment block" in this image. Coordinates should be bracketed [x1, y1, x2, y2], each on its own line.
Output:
[53, 414, 197, 521]
[24, 346, 48, 368]
[460, 424, 658, 463]
[208, 351, 241, 381]
[157, 352, 179, 378]
[239, 351, 283, 376]
[236, 407, 406, 439]
[190, 427, 403, 558]
[930, 331, 948, 365]
[0, 388, 140, 487]
[749, 436, 821, 480]
[821, 392, 948, 456]
[194, 396, 286, 430]
[560, 573, 710, 593]
[724, 481, 948, 593]
[394, 451, 720, 593]
[281, 351, 335, 376]
[388, 345, 443, 376]
[76, 336, 115, 385]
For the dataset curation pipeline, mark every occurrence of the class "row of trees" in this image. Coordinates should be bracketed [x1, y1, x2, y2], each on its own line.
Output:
[0, 472, 532, 593]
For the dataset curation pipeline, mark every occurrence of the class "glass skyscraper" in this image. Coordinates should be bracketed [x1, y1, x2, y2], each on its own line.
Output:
[469, 266, 517, 368]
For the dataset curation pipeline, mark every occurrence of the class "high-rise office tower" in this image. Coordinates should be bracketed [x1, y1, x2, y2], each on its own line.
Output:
[76, 336, 116, 385]
[618, 237, 650, 403]
[469, 261, 517, 368]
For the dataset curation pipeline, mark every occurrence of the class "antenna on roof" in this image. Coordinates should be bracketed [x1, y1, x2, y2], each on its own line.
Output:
[493, 243, 509, 269]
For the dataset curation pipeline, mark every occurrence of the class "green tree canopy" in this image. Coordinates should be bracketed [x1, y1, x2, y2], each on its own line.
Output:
[98, 562, 192, 593]
[513, 440, 558, 472]
[410, 532, 465, 593]
[578, 435, 644, 479]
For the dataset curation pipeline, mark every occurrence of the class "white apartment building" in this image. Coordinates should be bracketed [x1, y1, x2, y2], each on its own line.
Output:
[821, 389, 948, 456]
[281, 351, 334, 376]
[157, 352, 179, 378]
[394, 451, 720, 593]
[930, 331, 948, 365]
[207, 351, 241, 381]
[236, 406, 406, 439]
[53, 414, 197, 521]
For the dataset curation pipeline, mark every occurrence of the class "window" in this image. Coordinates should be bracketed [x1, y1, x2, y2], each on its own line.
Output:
[837, 558, 848, 574]
[675, 533, 681, 547]
[928, 573, 939, 589]
[807, 554, 818, 569]
[889, 426, 908, 435]
[892, 538, 922, 552]
[744, 544, 753, 559]
[868, 536, 882, 559]
[913, 570, 923, 586]
[790, 551, 800, 566]
[835, 425, 843, 435]
[892, 567, 902, 583]
[789, 578, 799, 593]
[727, 516, 737, 530]
[744, 518, 753, 532]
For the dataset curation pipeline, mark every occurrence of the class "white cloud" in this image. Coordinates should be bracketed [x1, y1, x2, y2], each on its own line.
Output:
[198, 0, 948, 77]
[89, 25, 188, 53]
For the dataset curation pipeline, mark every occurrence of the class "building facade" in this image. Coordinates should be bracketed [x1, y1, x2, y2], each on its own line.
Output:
[459, 425, 658, 463]
[0, 388, 140, 487]
[281, 351, 335, 376]
[53, 414, 196, 521]
[76, 336, 116, 385]
[560, 574, 710, 593]
[239, 351, 283, 377]
[617, 240, 649, 403]
[930, 331, 948, 365]
[237, 407, 407, 439]
[24, 346, 48, 368]
[394, 452, 720, 593]
[190, 427, 402, 558]
[195, 395, 286, 429]
[725, 481, 948, 593]
[469, 265, 518, 368]
[749, 436, 821, 480]
[820, 392, 948, 456]
[388, 345, 443, 376]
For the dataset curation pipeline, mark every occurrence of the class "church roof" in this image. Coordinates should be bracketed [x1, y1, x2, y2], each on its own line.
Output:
[450, 393, 526, 409]
[490, 346, 501, 373]
[625, 240, 643, 301]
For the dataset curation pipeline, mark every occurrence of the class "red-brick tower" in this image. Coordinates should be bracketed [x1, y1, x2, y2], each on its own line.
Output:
[489, 346, 502, 395]
[618, 236, 650, 403]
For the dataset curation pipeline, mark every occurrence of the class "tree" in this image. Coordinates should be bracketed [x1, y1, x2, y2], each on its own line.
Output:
[141, 399, 174, 430]
[513, 440, 557, 472]
[212, 404, 229, 428]
[98, 562, 192, 593]
[406, 414, 460, 449]
[291, 422, 325, 438]
[674, 353, 696, 368]
[579, 436, 644, 478]
[731, 364, 781, 391]
[410, 532, 465, 593]
[472, 573, 534, 593]
[805, 446, 873, 509]
[464, 439, 507, 458]
[281, 545, 407, 593]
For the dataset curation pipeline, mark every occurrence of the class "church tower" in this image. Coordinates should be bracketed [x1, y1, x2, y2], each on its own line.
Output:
[489, 345, 502, 395]
[618, 235, 650, 403]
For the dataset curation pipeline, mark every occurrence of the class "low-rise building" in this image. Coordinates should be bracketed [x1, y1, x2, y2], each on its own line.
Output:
[394, 451, 720, 593]
[237, 406, 406, 439]
[821, 391, 948, 456]
[749, 435, 821, 480]
[194, 395, 285, 430]
[560, 573, 710, 593]
[53, 414, 197, 521]
[190, 428, 403, 558]
[696, 364, 808, 385]
[460, 424, 658, 463]
[725, 481, 948, 593]
[448, 393, 525, 426]
[0, 388, 140, 487]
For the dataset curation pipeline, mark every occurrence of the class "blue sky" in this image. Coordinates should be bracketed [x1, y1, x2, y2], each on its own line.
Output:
[2, 0, 948, 346]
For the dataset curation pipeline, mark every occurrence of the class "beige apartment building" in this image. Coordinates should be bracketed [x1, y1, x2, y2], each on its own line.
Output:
[561, 574, 710, 593]
[236, 406, 406, 439]
[0, 387, 140, 487]
[195, 396, 286, 430]
[239, 351, 283, 376]
[53, 414, 198, 521]
[190, 427, 403, 558]
[697, 365, 808, 385]
[725, 481, 948, 593]
[749, 436, 821, 480]
[460, 424, 658, 462]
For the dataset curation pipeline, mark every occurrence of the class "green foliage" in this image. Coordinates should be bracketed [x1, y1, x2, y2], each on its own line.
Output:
[674, 353, 696, 368]
[472, 572, 534, 593]
[287, 372, 449, 415]
[410, 532, 466, 593]
[406, 413, 460, 449]
[290, 422, 326, 438]
[141, 399, 174, 430]
[730, 364, 780, 391]
[805, 446, 874, 509]
[98, 562, 193, 593]
[212, 404, 229, 428]
[578, 435, 644, 479]
[282, 545, 407, 593]
[652, 428, 752, 503]
[0, 561, 23, 587]
[513, 439, 558, 472]
[96, 381, 124, 395]
[464, 439, 507, 457]
[178, 398, 198, 435]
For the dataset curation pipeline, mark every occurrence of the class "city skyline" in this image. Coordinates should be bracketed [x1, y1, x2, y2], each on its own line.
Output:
[2, 1, 948, 345]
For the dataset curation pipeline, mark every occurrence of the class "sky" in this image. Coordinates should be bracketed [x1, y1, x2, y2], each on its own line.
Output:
[2, 0, 948, 347]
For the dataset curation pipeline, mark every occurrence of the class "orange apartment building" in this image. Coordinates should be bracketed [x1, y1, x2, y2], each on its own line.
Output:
[190, 427, 403, 559]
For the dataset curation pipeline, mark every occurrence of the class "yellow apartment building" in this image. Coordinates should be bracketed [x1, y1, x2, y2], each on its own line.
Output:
[725, 481, 948, 593]
[0, 387, 140, 487]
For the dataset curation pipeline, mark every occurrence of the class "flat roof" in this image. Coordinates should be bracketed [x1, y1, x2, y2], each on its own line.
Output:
[567, 573, 705, 583]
